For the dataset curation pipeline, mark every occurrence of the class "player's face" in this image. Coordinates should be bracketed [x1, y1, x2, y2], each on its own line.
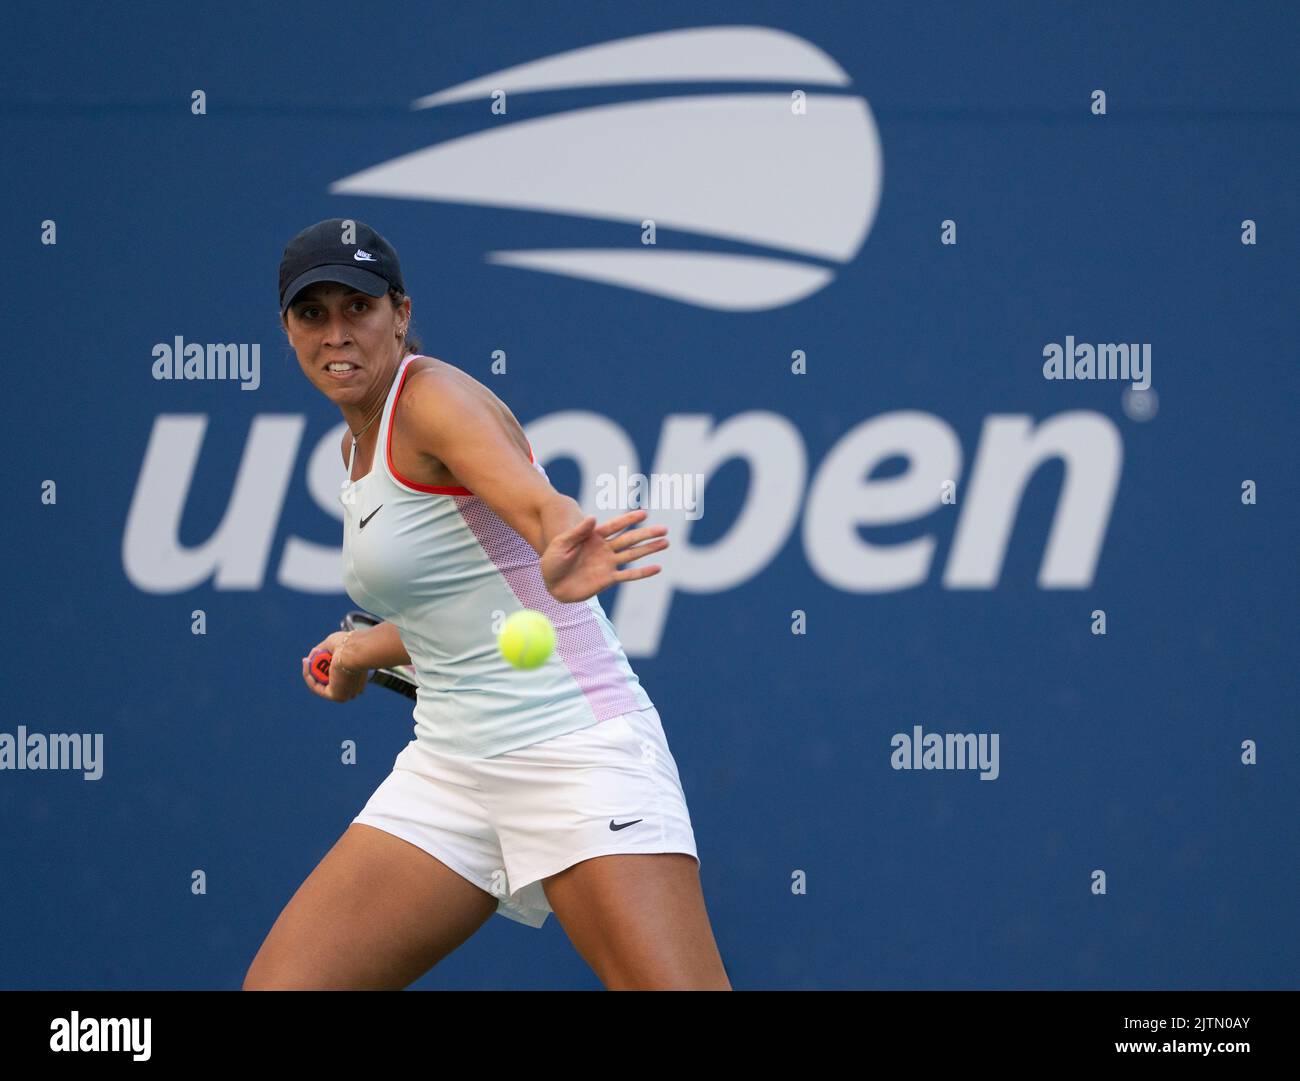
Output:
[283, 282, 407, 404]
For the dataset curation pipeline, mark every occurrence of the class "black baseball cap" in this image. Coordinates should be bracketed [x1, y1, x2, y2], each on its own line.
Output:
[278, 218, 405, 316]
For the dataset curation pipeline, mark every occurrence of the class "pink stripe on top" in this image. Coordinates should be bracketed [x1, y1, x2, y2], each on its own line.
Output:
[454, 491, 649, 723]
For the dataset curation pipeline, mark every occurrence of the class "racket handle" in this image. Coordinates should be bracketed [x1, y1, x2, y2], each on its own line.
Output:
[308, 648, 333, 685]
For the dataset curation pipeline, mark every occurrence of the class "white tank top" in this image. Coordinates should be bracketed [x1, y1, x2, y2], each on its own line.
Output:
[339, 353, 653, 758]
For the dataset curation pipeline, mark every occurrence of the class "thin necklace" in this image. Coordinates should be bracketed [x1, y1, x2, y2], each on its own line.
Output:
[345, 360, 402, 480]
[349, 394, 386, 444]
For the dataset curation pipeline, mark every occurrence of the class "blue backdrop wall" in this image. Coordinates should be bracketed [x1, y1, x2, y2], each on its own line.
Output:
[2, 1, 1296, 989]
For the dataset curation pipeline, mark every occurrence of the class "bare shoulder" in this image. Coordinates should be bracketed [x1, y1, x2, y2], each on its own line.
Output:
[398, 355, 531, 460]
[403, 355, 482, 400]
[402, 357, 523, 429]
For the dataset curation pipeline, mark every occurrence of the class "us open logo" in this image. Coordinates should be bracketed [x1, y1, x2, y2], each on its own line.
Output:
[329, 25, 883, 311]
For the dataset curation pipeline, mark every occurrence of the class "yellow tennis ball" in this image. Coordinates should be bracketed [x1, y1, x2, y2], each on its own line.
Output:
[498, 609, 556, 669]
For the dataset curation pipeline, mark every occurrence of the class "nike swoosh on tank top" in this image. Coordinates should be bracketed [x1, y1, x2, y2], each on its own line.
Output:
[339, 353, 653, 758]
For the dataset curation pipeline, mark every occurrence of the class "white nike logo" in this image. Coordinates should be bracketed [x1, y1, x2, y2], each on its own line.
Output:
[354, 249, 378, 262]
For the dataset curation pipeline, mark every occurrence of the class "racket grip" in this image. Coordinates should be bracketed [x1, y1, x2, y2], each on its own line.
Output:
[308, 648, 333, 685]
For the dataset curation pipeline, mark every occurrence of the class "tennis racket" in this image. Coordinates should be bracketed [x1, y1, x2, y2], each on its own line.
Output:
[307, 610, 418, 700]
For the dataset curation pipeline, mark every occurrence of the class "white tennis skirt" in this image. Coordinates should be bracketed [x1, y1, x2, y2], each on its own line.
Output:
[351, 704, 699, 928]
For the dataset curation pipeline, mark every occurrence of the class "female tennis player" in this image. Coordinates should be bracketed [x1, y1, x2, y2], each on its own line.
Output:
[243, 219, 730, 991]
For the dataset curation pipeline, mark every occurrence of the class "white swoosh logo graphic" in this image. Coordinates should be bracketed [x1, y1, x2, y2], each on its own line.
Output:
[412, 24, 850, 108]
[485, 249, 834, 311]
[329, 27, 881, 310]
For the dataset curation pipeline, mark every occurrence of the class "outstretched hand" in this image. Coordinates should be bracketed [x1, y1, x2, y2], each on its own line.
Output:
[540, 509, 669, 603]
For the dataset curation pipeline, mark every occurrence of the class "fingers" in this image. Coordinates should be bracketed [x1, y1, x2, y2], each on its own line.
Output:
[302, 656, 331, 699]
[612, 537, 669, 565]
[301, 629, 362, 702]
[564, 515, 596, 538]
[607, 523, 668, 551]
[612, 564, 662, 582]
[595, 508, 652, 538]
[588, 509, 674, 550]
[301, 653, 363, 702]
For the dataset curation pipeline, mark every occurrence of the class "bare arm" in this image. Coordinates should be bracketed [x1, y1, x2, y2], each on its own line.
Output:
[396, 367, 668, 602]
[334, 620, 412, 671]
[539, 492, 587, 555]
[398, 368, 562, 558]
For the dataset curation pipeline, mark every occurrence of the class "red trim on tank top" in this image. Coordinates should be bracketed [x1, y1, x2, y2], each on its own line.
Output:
[386, 357, 536, 496]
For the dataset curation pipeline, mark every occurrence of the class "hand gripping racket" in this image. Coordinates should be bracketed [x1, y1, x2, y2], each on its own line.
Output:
[307, 611, 418, 700]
